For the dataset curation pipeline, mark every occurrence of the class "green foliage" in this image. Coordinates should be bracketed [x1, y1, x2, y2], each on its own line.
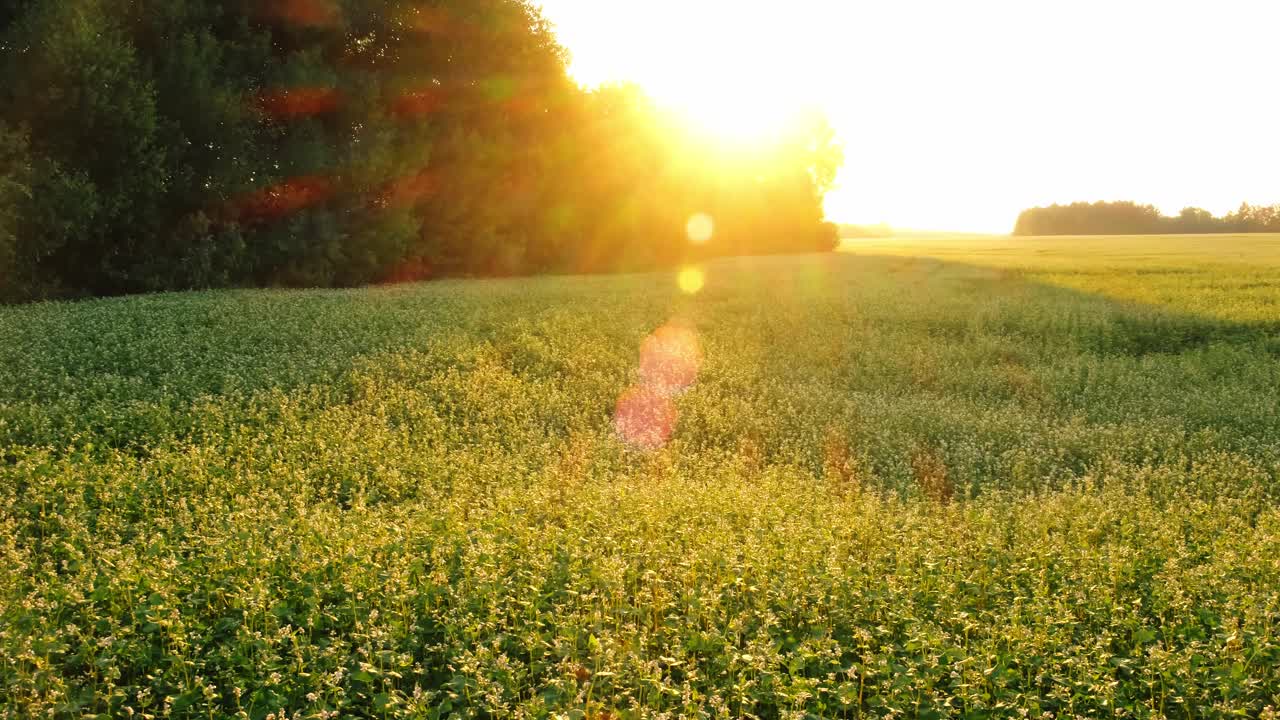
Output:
[0, 0, 841, 303]
[0, 123, 30, 296]
[0, 123, 100, 302]
[2, 0, 168, 294]
[2, 236, 1279, 717]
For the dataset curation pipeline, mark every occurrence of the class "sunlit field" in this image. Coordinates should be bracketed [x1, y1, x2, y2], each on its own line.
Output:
[3, 235, 1280, 718]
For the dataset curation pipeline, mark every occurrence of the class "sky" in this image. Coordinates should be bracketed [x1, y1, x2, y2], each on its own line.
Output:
[535, 0, 1280, 233]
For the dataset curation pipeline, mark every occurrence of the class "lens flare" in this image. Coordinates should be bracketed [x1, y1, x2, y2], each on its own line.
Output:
[263, 0, 341, 27]
[614, 386, 677, 451]
[255, 86, 342, 119]
[235, 175, 335, 222]
[639, 323, 703, 396]
[677, 266, 705, 295]
[686, 213, 714, 244]
[614, 322, 704, 450]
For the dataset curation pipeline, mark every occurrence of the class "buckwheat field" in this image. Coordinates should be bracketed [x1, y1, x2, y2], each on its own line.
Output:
[2, 235, 1279, 719]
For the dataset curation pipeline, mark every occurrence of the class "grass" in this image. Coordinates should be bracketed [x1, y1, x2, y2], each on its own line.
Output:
[2, 234, 1279, 719]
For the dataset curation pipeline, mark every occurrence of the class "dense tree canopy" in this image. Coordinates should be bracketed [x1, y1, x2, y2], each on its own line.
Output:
[1014, 201, 1280, 236]
[0, 0, 842, 302]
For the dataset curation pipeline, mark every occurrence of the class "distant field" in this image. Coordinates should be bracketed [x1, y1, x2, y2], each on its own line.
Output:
[3, 235, 1279, 718]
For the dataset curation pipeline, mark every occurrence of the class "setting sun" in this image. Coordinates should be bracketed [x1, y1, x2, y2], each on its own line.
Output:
[538, 0, 1280, 232]
[537, 1, 822, 144]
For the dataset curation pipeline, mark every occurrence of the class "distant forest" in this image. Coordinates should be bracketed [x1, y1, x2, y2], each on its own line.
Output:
[0, 0, 841, 302]
[1014, 201, 1280, 236]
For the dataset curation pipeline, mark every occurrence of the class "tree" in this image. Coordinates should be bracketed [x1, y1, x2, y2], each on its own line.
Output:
[1177, 207, 1219, 234]
[0, 123, 31, 300]
[2, 0, 167, 295]
[0, 0, 844, 301]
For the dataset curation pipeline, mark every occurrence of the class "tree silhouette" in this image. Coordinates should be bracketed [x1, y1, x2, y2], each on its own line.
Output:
[1013, 201, 1280, 236]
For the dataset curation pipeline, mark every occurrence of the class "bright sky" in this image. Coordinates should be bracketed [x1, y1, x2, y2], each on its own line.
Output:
[536, 0, 1280, 233]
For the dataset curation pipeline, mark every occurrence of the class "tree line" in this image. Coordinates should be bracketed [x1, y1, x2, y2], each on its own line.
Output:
[1013, 201, 1280, 236]
[0, 0, 841, 302]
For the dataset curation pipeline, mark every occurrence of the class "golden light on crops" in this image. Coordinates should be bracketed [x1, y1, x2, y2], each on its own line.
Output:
[686, 213, 714, 245]
[677, 267, 705, 295]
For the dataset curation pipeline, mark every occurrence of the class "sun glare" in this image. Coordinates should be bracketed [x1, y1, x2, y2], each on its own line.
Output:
[658, 80, 807, 144]
[540, 1, 821, 145]
[538, 0, 1280, 233]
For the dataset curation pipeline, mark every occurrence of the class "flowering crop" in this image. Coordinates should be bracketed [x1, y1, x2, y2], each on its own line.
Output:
[1, 236, 1279, 718]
